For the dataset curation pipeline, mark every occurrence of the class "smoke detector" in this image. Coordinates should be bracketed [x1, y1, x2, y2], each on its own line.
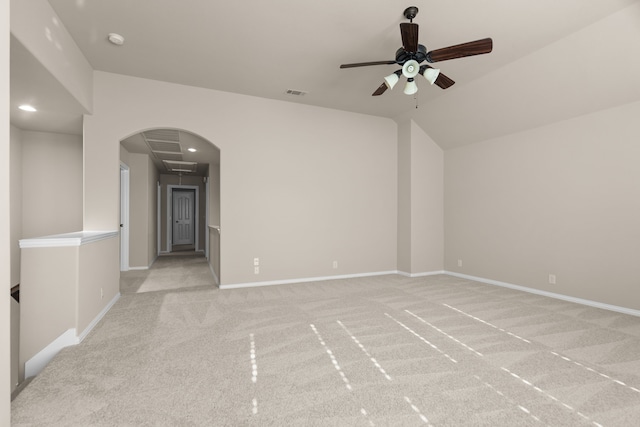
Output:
[108, 33, 125, 46]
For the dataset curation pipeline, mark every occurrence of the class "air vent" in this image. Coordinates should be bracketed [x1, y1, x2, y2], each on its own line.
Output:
[143, 129, 180, 142]
[153, 152, 183, 161]
[147, 140, 182, 153]
[142, 129, 182, 154]
[162, 160, 197, 173]
[285, 89, 307, 96]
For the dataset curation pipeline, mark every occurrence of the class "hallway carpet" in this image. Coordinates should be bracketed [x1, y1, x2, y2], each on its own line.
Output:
[11, 274, 640, 425]
[120, 253, 215, 294]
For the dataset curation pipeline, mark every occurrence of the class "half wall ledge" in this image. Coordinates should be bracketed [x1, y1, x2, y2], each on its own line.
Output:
[19, 230, 119, 249]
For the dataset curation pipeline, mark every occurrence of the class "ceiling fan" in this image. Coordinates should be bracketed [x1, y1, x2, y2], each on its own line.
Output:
[340, 6, 493, 96]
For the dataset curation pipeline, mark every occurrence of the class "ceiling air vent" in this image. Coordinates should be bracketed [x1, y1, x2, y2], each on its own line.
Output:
[162, 160, 197, 173]
[285, 89, 307, 96]
[153, 152, 183, 161]
[148, 141, 182, 153]
[143, 129, 182, 153]
[143, 129, 180, 142]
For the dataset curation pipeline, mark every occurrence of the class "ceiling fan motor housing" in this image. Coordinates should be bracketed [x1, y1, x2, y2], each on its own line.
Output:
[395, 44, 427, 65]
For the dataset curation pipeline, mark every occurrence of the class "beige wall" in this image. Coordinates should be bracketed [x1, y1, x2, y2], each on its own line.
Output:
[208, 163, 221, 280]
[396, 119, 411, 273]
[11, 297, 20, 391]
[396, 119, 444, 275]
[147, 156, 159, 265]
[120, 144, 130, 165]
[444, 100, 640, 311]
[77, 238, 120, 333]
[10, 125, 22, 287]
[19, 246, 77, 367]
[19, 235, 119, 379]
[83, 71, 398, 286]
[209, 162, 220, 227]
[21, 130, 83, 238]
[125, 152, 160, 268]
[9, 125, 22, 394]
[410, 122, 444, 273]
[128, 153, 151, 268]
[2, 0, 11, 418]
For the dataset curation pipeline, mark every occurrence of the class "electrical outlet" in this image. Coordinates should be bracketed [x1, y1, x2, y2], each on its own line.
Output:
[254, 266, 259, 275]
[457, 259, 463, 267]
[332, 261, 338, 269]
[253, 258, 259, 266]
[548, 274, 556, 285]
[100, 288, 104, 299]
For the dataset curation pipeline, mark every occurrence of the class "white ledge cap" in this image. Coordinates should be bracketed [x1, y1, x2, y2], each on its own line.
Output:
[19, 230, 119, 249]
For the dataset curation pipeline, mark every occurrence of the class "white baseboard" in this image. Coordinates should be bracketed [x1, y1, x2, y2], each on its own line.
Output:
[128, 266, 149, 271]
[220, 270, 399, 290]
[25, 329, 79, 378]
[445, 271, 640, 318]
[398, 270, 446, 278]
[24, 293, 121, 379]
[222, 268, 639, 317]
[78, 292, 120, 342]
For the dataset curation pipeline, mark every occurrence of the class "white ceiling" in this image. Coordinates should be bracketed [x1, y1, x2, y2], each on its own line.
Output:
[11, 0, 640, 149]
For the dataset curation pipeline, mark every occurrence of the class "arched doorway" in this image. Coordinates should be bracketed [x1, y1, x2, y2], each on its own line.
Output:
[119, 128, 221, 285]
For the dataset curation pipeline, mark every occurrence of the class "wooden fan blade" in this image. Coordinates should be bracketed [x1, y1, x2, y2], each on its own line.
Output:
[340, 60, 396, 69]
[434, 72, 455, 89]
[372, 82, 388, 96]
[426, 38, 493, 63]
[400, 22, 419, 53]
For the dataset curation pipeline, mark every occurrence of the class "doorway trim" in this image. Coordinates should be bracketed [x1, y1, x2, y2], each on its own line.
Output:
[166, 184, 199, 252]
[120, 162, 130, 271]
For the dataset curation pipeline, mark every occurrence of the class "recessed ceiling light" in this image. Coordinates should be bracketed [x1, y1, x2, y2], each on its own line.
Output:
[187, 148, 197, 152]
[19, 105, 37, 112]
[108, 33, 125, 46]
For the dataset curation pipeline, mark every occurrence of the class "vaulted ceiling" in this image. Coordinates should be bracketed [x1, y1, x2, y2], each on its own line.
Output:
[12, 0, 640, 149]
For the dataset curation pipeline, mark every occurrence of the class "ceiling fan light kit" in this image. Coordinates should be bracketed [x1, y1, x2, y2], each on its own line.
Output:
[384, 72, 400, 90]
[402, 60, 420, 78]
[423, 67, 440, 85]
[403, 79, 418, 95]
[340, 6, 493, 96]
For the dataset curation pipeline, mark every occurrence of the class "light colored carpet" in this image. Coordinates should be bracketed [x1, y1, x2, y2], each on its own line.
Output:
[120, 253, 215, 294]
[11, 271, 640, 426]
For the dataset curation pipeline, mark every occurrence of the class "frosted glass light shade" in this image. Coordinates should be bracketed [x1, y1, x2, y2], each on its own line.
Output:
[424, 68, 440, 85]
[402, 60, 420, 78]
[404, 79, 418, 95]
[384, 73, 399, 90]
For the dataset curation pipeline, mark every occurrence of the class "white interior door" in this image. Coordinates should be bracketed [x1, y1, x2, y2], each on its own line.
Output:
[172, 190, 195, 246]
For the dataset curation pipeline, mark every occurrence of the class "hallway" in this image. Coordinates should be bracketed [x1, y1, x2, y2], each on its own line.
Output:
[120, 253, 215, 294]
